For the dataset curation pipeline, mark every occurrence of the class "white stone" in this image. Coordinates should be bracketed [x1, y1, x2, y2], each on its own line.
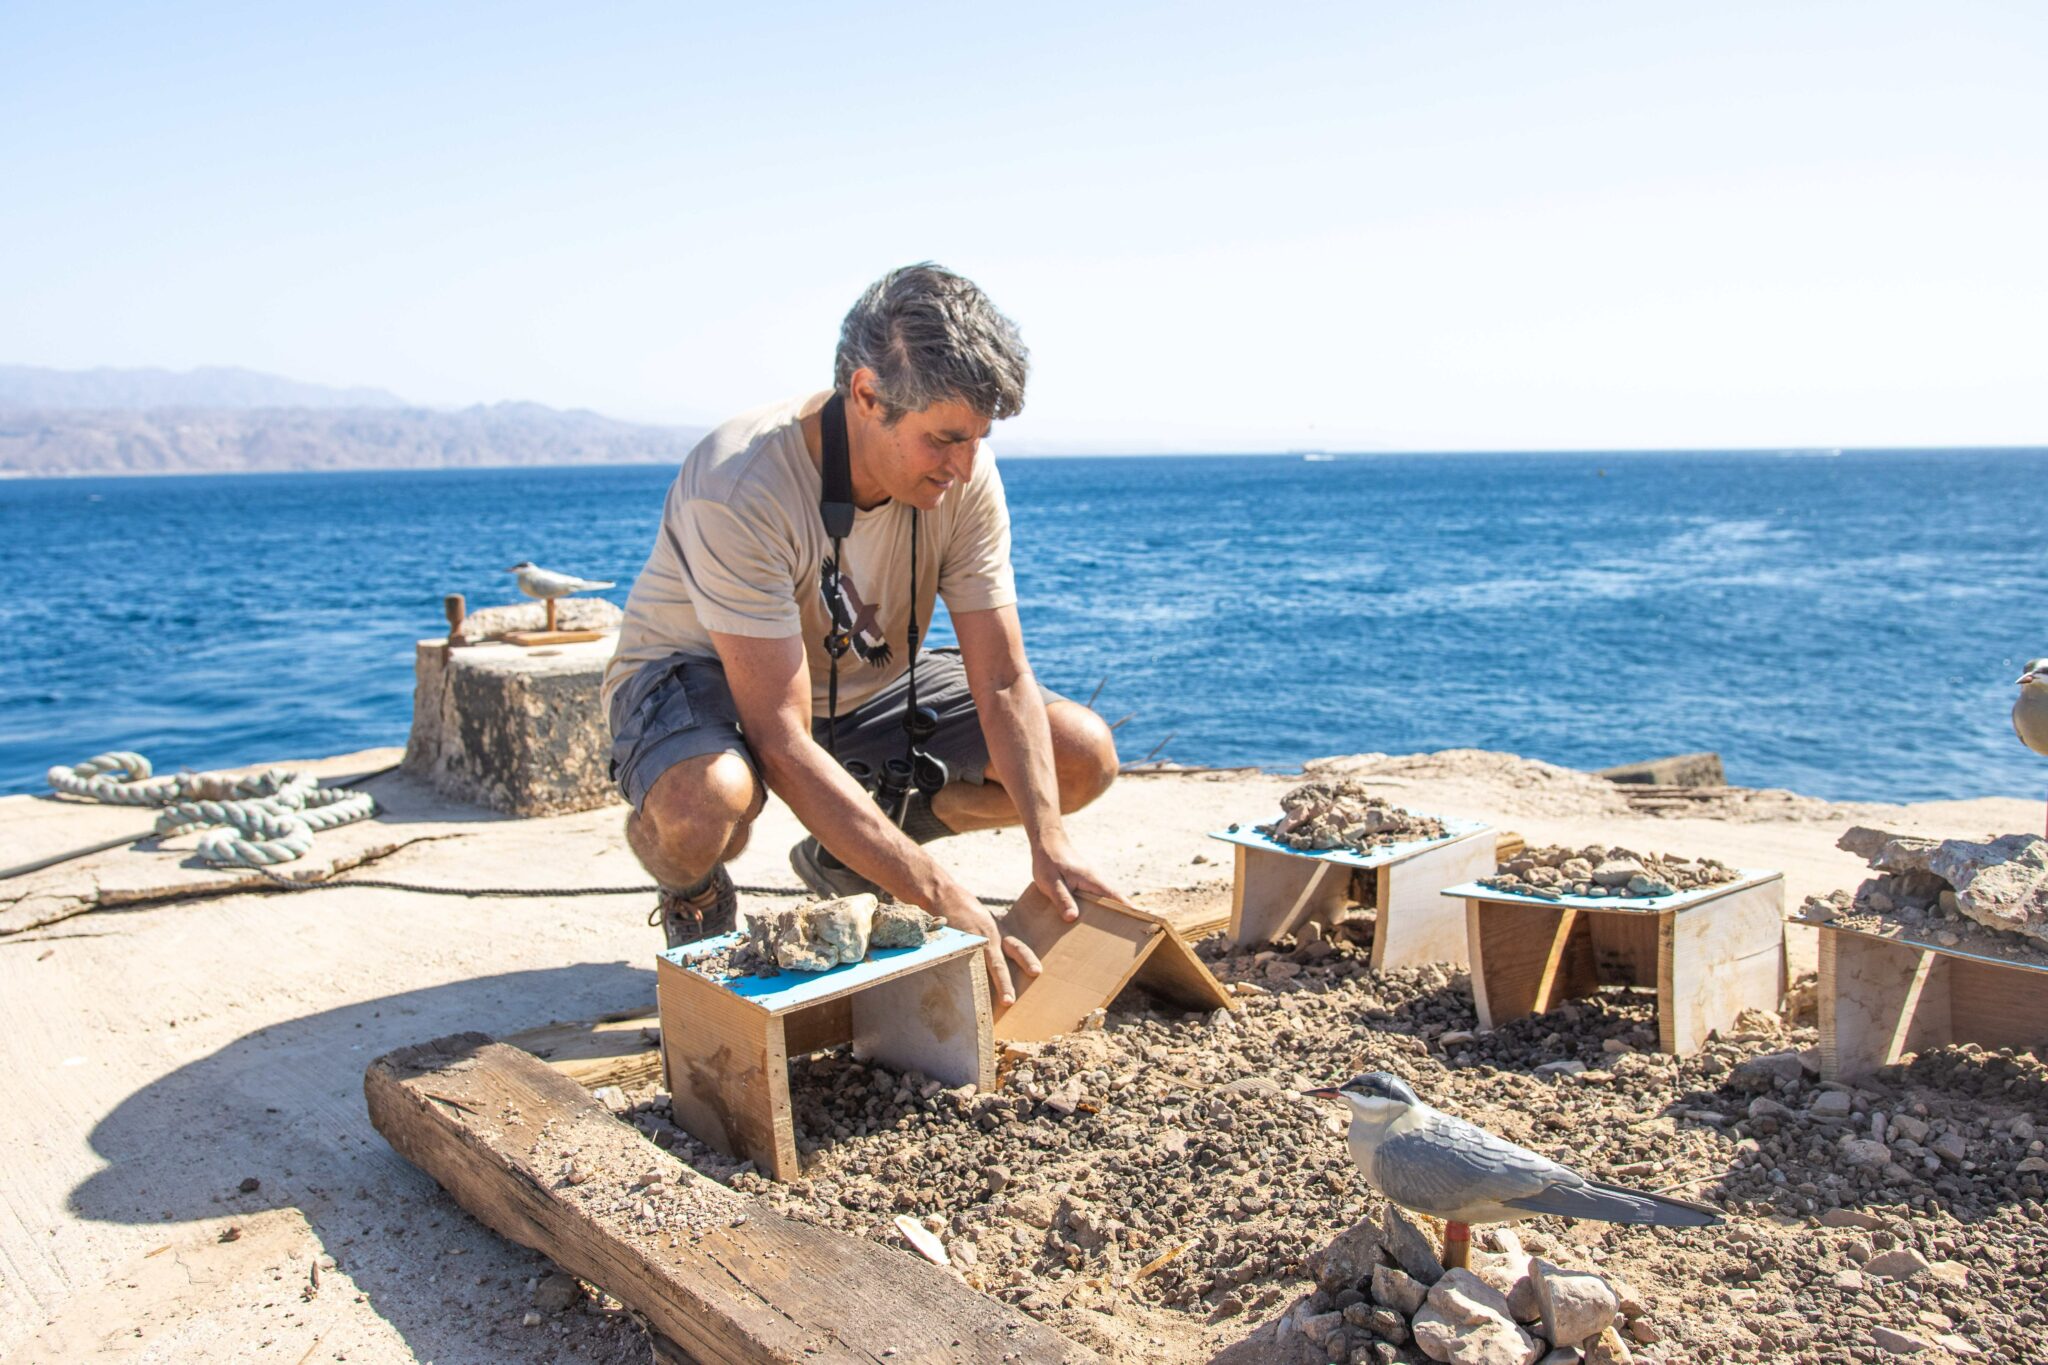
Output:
[1531, 1259, 1618, 1349]
[1872, 1325, 1938, 1355]
[1863, 1248, 1930, 1281]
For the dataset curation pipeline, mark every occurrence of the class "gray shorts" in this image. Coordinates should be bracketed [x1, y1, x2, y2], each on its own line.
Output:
[607, 647, 1062, 813]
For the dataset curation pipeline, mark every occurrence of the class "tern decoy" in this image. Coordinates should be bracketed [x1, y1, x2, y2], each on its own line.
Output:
[2014, 660, 2048, 836]
[506, 561, 615, 630]
[1307, 1072, 1719, 1267]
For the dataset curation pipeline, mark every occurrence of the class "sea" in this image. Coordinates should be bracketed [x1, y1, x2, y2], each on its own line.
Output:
[2, 449, 2042, 804]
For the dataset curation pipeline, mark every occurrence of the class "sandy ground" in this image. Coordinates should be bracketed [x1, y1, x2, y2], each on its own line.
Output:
[0, 747, 2032, 1363]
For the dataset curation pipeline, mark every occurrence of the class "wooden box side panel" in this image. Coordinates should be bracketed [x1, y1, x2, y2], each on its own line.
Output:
[851, 954, 994, 1089]
[1818, 928, 1936, 1082]
[1131, 930, 1237, 1015]
[1659, 880, 1785, 1055]
[1229, 844, 1349, 947]
[1946, 957, 2048, 1052]
[1372, 832, 1496, 970]
[1587, 911, 1660, 987]
[1468, 898, 1579, 1030]
[657, 957, 794, 1176]
[996, 888, 1158, 1042]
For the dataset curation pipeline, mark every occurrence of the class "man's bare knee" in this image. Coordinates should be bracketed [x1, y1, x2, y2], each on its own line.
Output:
[631, 752, 762, 880]
[1047, 701, 1118, 812]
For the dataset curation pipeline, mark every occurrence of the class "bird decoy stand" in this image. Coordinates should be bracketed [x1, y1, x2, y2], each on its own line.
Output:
[503, 597, 608, 648]
[994, 888, 1236, 1043]
[1807, 918, 2048, 1083]
[655, 926, 994, 1180]
[1210, 820, 1497, 968]
[1444, 871, 1786, 1056]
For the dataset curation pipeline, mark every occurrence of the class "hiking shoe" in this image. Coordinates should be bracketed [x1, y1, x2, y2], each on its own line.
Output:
[788, 836, 881, 900]
[648, 864, 738, 950]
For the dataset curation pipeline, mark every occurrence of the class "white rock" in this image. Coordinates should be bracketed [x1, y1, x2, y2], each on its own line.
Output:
[1582, 1325, 1631, 1364]
[1471, 1248, 1540, 1323]
[1863, 1248, 1930, 1281]
[1811, 1091, 1853, 1118]
[1871, 1324, 1938, 1355]
[1531, 1259, 1618, 1349]
[1374, 1262, 1429, 1316]
[1839, 1137, 1891, 1168]
[1412, 1269, 1544, 1365]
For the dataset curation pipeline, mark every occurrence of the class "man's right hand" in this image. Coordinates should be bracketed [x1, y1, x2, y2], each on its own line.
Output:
[931, 879, 1041, 1009]
[706, 629, 1046, 1007]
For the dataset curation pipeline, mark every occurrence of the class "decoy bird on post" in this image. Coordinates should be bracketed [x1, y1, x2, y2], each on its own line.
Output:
[506, 561, 615, 631]
[2013, 659, 2048, 836]
[1307, 1071, 1719, 1268]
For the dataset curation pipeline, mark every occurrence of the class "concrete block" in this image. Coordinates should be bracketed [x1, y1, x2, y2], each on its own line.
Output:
[402, 636, 617, 816]
[1596, 753, 1725, 787]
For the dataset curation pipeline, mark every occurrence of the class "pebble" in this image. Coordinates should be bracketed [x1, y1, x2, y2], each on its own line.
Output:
[1862, 1248, 1930, 1281]
[1810, 1092, 1853, 1118]
[1820, 1208, 1886, 1231]
[1871, 1325, 1938, 1355]
[532, 1271, 580, 1313]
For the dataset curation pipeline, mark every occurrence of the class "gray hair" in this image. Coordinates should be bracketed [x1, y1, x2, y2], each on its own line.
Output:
[833, 263, 1029, 423]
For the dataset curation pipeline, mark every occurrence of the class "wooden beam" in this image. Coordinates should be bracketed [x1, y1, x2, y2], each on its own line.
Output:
[366, 1033, 1096, 1365]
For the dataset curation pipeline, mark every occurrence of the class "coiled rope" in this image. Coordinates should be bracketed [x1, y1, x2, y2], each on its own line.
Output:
[44, 750, 1009, 905]
[46, 751, 379, 868]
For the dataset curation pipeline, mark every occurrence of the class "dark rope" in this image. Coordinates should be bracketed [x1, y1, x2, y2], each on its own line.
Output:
[247, 864, 1012, 907]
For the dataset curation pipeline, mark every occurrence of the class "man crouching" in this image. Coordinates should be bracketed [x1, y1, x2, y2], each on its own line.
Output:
[602, 263, 1123, 1005]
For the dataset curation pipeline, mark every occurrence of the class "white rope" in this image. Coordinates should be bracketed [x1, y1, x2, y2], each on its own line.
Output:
[46, 752, 378, 868]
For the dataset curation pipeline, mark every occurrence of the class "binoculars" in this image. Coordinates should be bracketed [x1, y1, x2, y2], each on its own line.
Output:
[842, 702, 947, 823]
[817, 703, 947, 877]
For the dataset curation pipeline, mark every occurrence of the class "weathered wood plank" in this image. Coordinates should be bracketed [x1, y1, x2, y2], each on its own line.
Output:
[365, 1033, 1096, 1365]
[505, 1011, 663, 1091]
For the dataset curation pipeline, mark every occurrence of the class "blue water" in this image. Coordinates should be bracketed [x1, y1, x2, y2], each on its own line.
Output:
[2, 450, 2042, 804]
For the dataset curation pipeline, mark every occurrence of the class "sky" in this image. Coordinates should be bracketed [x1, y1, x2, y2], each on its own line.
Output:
[3, 1, 2044, 453]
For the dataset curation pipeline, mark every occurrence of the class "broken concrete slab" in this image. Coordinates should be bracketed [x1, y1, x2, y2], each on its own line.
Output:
[1836, 826, 2048, 946]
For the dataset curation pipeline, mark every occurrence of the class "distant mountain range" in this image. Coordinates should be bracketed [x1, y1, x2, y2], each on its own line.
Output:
[0, 365, 705, 476]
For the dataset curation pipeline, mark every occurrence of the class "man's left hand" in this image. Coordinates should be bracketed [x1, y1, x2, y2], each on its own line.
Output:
[1031, 835, 1131, 923]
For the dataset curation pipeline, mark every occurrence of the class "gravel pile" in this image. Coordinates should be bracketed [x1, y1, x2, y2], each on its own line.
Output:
[1256, 781, 1448, 854]
[619, 922, 2048, 1363]
[1480, 845, 1741, 901]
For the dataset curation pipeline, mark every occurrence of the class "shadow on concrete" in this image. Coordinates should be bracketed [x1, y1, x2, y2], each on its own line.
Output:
[70, 960, 659, 1364]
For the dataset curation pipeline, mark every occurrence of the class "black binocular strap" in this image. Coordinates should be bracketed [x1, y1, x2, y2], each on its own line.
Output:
[820, 394, 855, 757]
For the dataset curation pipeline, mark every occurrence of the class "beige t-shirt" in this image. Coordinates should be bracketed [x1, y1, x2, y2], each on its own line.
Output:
[603, 393, 1018, 718]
